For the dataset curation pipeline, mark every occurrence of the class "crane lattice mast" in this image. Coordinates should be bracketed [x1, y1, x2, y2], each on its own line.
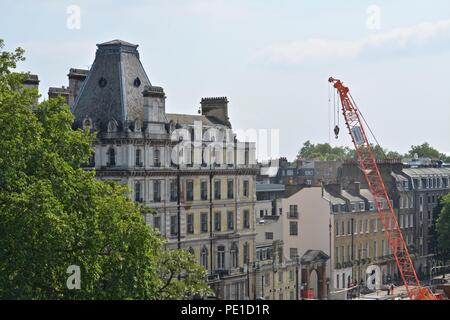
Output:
[328, 77, 436, 300]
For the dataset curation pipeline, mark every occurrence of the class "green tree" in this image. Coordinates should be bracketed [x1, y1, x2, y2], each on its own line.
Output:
[435, 194, 450, 266]
[0, 39, 210, 299]
[408, 142, 441, 160]
[429, 197, 448, 265]
[297, 141, 403, 161]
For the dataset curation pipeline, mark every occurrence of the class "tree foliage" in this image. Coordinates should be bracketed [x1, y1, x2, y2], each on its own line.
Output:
[434, 194, 450, 265]
[297, 140, 448, 162]
[407, 142, 450, 162]
[297, 140, 402, 161]
[0, 40, 210, 299]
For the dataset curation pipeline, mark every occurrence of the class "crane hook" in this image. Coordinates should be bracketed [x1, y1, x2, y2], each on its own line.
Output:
[334, 125, 340, 139]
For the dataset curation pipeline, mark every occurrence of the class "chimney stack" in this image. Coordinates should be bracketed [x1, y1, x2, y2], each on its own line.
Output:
[347, 181, 361, 195]
[68, 68, 89, 108]
[142, 85, 167, 134]
[200, 97, 231, 127]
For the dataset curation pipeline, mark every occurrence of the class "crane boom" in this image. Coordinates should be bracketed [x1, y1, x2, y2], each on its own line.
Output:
[328, 77, 436, 300]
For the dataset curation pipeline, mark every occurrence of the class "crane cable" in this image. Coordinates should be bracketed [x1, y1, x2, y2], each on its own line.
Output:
[328, 83, 331, 144]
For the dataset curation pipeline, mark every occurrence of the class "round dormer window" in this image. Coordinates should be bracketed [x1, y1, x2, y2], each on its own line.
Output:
[134, 77, 141, 87]
[98, 77, 107, 88]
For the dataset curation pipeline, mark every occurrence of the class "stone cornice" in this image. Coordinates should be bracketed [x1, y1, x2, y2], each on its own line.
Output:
[96, 167, 259, 177]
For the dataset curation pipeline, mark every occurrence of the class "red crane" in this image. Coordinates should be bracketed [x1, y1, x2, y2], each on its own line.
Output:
[329, 77, 436, 300]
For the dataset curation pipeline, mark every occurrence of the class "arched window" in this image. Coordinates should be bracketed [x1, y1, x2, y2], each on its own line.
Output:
[154, 148, 161, 167]
[188, 247, 195, 256]
[107, 147, 116, 166]
[135, 149, 142, 167]
[200, 246, 208, 269]
[231, 243, 239, 268]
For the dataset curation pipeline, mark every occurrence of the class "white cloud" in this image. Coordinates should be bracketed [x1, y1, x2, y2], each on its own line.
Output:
[255, 19, 450, 65]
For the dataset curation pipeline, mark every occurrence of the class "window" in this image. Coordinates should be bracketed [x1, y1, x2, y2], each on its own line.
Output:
[332, 204, 339, 213]
[289, 270, 295, 282]
[289, 221, 298, 236]
[243, 242, 249, 264]
[265, 273, 270, 286]
[369, 201, 375, 211]
[227, 211, 234, 230]
[289, 205, 298, 218]
[214, 211, 221, 231]
[187, 214, 194, 234]
[335, 222, 339, 236]
[170, 215, 178, 236]
[217, 246, 225, 270]
[351, 203, 356, 212]
[154, 149, 161, 167]
[186, 180, 194, 201]
[243, 210, 250, 229]
[170, 180, 178, 202]
[201, 246, 208, 269]
[98, 77, 107, 88]
[359, 202, 365, 211]
[265, 232, 274, 240]
[231, 243, 238, 268]
[134, 181, 142, 202]
[135, 149, 142, 167]
[334, 247, 341, 263]
[359, 220, 363, 234]
[336, 274, 340, 289]
[381, 240, 385, 256]
[341, 221, 345, 235]
[244, 146, 249, 165]
[214, 180, 221, 200]
[201, 213, 208, 233]
[364, 220, 368, 233]
[243, 180, 249, 197]
[289, 248, 298, 258]
[153, 180, 161, 202]
[107, 147, 116, 166]
[227, 179, 234, 199]
[373, 241, 377, 259]
[278, 271, 283, 284]
[201, 180, 208, 200]
[347, 221, 352, 235]
[153, 216, 161, 231]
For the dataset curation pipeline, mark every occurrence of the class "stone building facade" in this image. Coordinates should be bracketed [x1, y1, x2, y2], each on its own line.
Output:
[54, 39, 259, 299]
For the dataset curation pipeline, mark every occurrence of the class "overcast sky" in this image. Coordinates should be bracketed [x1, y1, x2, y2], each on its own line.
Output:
[1, 0, 449, 160]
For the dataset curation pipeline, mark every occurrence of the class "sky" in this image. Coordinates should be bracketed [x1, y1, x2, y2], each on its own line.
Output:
[1, 0, 449, 160]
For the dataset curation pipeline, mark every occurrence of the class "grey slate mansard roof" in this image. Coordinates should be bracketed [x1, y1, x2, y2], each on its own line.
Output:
[166, 113, 218, 127]
[341, 190, 365, 203]
[72, 39, 152, 131]
[402, 167, 450, 177]
[322, 190, 346, 205]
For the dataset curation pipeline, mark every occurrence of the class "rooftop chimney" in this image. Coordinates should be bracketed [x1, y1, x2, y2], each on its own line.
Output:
[347, 181, 361, 195]
[200, 97, 231, 127]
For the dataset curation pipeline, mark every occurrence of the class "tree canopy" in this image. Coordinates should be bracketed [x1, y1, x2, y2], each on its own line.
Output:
[0, 39, 210, 299]
[434, 194, 450, 265]
[297, 140, 448, 162]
